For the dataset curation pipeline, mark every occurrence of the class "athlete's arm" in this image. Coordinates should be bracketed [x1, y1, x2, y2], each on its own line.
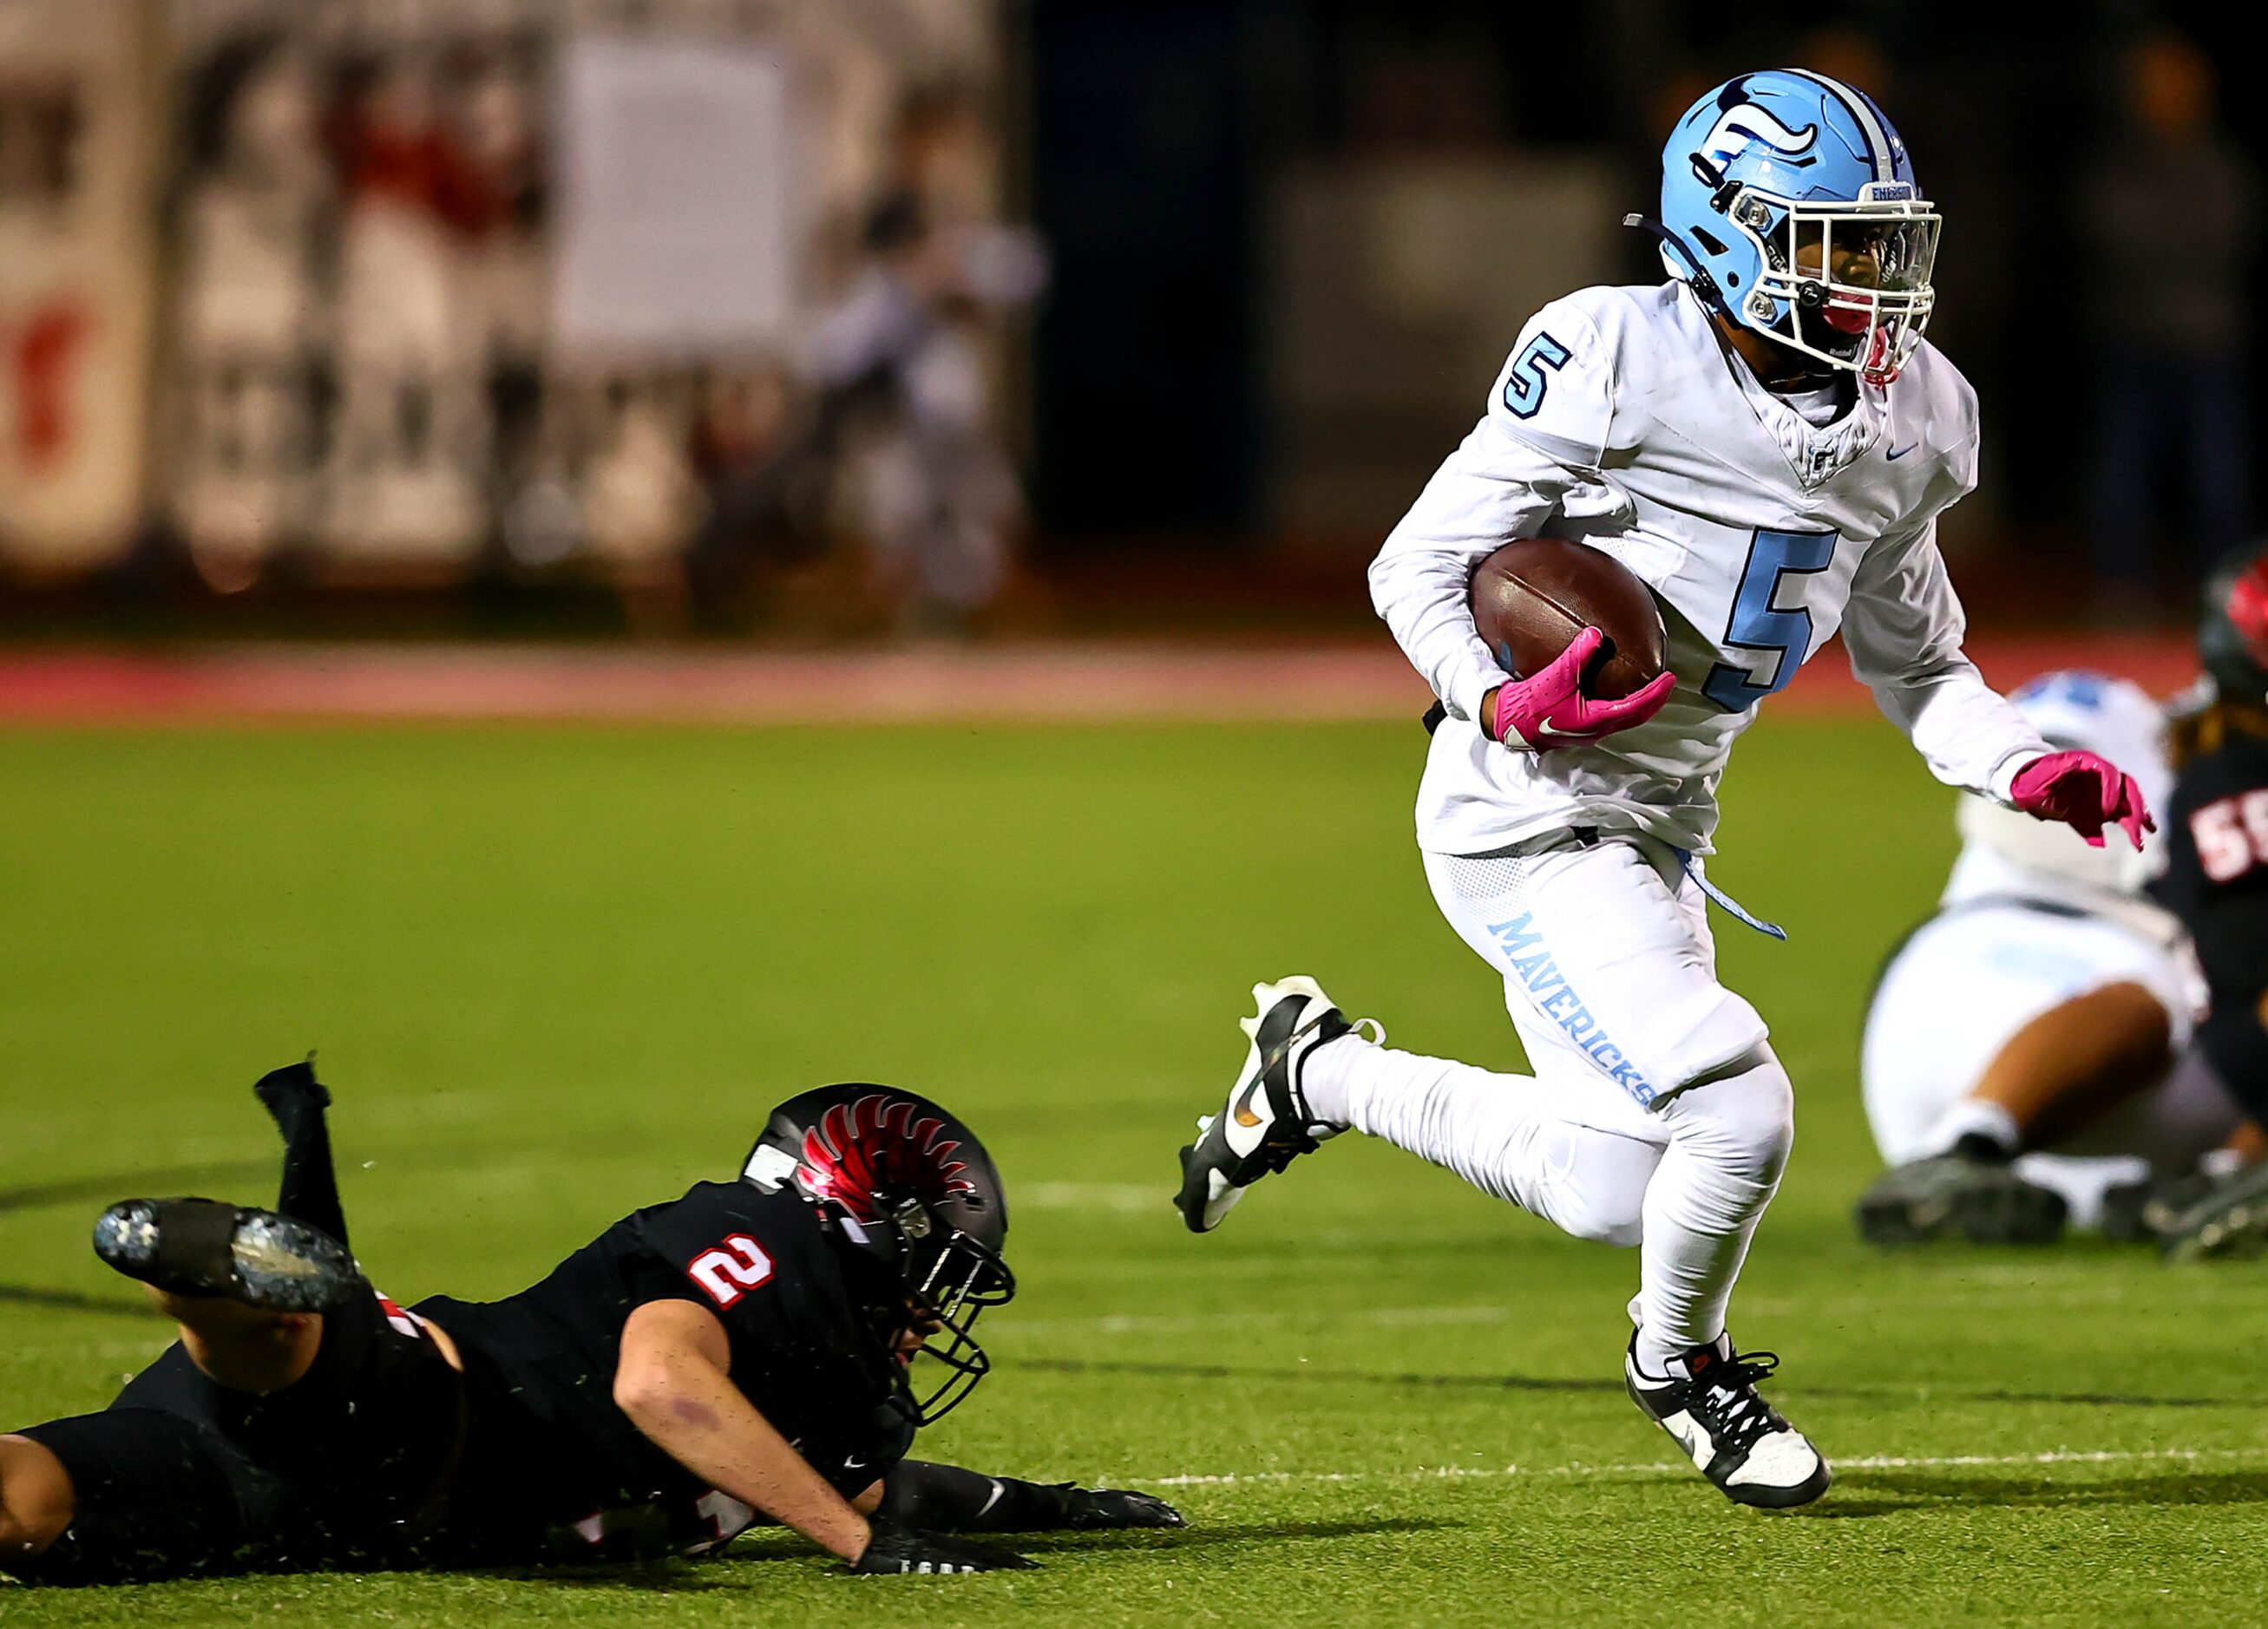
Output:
[0, 1435, 75, 1564]
[874, 1458, 1185, 1533]
[613, 1298, 871, 1562]
[1842, 518, 2050, 801]
[1369, 419, 1559, 723]
[1370, 302, 1626, 726]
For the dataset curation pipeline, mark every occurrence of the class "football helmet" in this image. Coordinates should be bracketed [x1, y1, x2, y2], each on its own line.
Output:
[1656, 69, 1937, 386]
[744, 1084, 1013, 1423]
[2200, 546, 2268, 706]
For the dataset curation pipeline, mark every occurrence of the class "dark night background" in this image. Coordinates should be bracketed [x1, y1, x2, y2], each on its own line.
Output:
[1026, 0, 2266, 608]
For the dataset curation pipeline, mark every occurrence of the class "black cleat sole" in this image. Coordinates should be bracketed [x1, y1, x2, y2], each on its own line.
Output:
[2160, 1163, 2268, 1262]
[1174, 1139, 1224, 1233]
[94, 1198, 360, 1312]
[1721, 1462, 1833, 1509]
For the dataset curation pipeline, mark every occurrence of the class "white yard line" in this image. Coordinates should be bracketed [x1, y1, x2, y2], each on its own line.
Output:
[1019, 1181, 1167, 1214]
[1009, 1277, 2187, 1336]
[1141, 1445, 2268, 1489]
[1006, 1303, 1515, 1338]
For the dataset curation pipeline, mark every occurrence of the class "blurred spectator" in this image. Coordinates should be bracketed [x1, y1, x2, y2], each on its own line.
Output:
[796, 90, 1044, 636]
[2081, 30, 2258, 607]
[170, 29, 332, 588]
[322, 54, 497, 561]
[679, 364, 826, 627]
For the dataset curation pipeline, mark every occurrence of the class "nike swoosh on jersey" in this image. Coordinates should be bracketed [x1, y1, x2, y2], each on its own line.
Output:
[1885, 442, 1917, 460]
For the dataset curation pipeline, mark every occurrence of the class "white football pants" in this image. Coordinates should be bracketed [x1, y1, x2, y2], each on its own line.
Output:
[1863, 900, 2231, 1227]
[1301, 832, 1792, 1371]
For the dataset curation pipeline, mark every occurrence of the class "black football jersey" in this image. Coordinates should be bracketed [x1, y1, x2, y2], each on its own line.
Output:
[416, 1181, 914, 1554]
[2153, 729, 2268, 1113]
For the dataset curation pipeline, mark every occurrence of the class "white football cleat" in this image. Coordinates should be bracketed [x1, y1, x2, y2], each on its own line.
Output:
[1173, 977, 1370, 1233]
[1625, 1335, 1831, 1508]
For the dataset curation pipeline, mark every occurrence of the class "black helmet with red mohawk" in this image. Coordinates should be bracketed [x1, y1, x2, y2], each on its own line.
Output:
[2201, 545, 2268, 707]
[742, 1083, 1013, 1423]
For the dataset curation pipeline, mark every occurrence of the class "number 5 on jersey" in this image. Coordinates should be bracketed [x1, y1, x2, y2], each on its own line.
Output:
[1704, 528, 1840, 711]
[1503, 332, 1572, 419]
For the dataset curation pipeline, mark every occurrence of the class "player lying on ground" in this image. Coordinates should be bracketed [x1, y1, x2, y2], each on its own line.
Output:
[0, 1067, 1179, 1585]
[2138, 549, 2268, 1258]
[1176, 69, 2153, 1510]
[1858, 670, 2252, 1245]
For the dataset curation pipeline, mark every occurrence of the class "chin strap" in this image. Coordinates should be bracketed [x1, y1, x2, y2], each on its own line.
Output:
[1622, 213, 1726, 314]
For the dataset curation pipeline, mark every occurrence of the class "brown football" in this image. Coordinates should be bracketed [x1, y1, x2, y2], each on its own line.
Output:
[1471, 538, 1668, 699]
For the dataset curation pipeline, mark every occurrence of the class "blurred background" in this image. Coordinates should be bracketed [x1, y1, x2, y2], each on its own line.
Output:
[0, 0, 2258, 649]
[10, 13, 2268, 1616]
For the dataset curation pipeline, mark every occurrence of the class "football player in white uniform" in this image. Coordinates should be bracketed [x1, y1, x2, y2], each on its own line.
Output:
[1174, 70, 2155, 1509]
[1858, 671, 2243, 1243]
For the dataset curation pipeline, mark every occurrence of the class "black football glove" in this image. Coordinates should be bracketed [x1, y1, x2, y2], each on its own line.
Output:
[1053, 1485, 1188, 1530]
[849, 1521, 1036, 1575]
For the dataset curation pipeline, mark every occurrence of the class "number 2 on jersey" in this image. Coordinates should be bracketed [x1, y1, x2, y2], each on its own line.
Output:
[687, 1233, 774, 1307]
[1703, 528, 1840, 711]
[1502, 332, 1571, 419]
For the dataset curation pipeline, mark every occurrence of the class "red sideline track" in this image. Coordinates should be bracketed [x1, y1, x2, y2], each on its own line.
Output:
[0, 634, 2199, 726]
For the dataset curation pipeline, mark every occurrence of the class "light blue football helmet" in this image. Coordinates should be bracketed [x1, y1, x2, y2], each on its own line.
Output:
[1655, 69, 1938, 385]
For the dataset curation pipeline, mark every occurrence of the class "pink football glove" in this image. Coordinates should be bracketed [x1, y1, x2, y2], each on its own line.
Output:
[2009, 749, 2155, 850]
[1487, 626, 1675, 751]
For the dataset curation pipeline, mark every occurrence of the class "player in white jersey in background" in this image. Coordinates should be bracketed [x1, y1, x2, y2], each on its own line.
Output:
[1859, 671, 2245, 1244]
[1174, 70, 2155, 1509]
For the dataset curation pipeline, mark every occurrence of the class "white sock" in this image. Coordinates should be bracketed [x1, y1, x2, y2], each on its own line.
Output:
[1921, 1098, 2022, 1160]
[1632, 1054, 1793, 1372]
[1302, 1034, 1663, 1247]
[1626, 1306, 1729, 1381]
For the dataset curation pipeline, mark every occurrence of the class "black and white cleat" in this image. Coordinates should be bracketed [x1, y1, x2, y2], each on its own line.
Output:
[1625, 1336, 1832, 1509]
[1854, 1151, 2068, 1246]
[1174, 976, 1372, 1233]
[94, 1198, 361, 1312]
[2156, 1161, 2268, 1262]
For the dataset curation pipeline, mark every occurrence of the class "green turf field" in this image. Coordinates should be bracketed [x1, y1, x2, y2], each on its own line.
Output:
[3, 718, 2264, 1626]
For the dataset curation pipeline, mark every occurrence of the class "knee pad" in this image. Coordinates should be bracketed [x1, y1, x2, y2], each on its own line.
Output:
[1661, 1048, 1795, 1189]
[1560, 1198, 1648, 1251]
[1649, 986, 1773, 1098]
[1537, 1124, 1658, 1248]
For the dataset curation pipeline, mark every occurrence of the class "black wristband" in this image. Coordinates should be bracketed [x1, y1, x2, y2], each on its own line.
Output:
[876, 1461, 1073, 1533]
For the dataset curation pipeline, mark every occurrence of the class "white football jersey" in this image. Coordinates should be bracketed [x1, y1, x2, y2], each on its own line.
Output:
[1371, 280, 2048, 856]
[1950, 670, 2173, 906]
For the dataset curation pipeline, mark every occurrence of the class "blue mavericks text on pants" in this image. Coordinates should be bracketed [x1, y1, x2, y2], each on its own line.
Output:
[1486, 913, 1657, 1107]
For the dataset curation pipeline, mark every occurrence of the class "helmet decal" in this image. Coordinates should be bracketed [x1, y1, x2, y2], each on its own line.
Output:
[749, 1082, 1013, 1425]
[1782, 69, 1902, 180]
[796, 1091, 977, 1220]
[1699, 99, 1819, 173]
